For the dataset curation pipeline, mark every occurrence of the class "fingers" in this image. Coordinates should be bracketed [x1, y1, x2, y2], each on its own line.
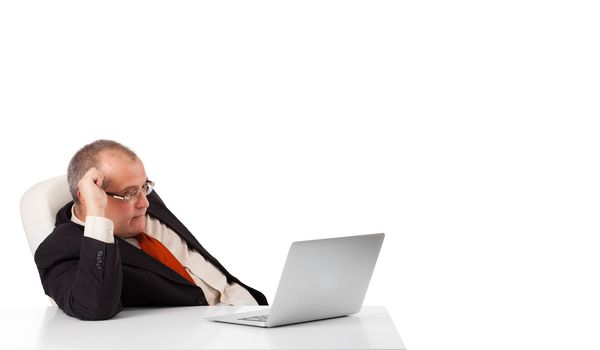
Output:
[77, 167, 108, 217]
[88, 167, 104, 188]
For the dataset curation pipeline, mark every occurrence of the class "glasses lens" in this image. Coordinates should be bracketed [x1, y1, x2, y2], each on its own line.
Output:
[118, 181, 154, 203]
[125, 191, 138, 203]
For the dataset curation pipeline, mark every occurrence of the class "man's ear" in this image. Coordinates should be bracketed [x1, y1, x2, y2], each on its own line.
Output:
[76, 190, 84, 205]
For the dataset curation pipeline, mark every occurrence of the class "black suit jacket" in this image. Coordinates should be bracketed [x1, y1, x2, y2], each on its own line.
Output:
[34, 191, 268, 320]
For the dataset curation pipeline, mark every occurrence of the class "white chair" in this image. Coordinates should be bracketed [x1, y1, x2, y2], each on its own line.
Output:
[20, 175, 72, 306]
[20, 175, 72, 255]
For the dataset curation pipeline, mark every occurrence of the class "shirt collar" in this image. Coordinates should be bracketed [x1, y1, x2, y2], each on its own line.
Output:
[70, 204, 86, 226]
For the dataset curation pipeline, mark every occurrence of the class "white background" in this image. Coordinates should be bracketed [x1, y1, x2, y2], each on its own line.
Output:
[1, 1, 599, 349]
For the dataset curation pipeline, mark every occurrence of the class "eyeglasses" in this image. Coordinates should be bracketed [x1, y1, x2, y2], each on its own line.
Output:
[105, 180, 155, 203]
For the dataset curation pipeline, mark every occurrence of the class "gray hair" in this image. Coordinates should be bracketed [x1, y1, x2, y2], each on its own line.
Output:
[67, 139, 138, 203]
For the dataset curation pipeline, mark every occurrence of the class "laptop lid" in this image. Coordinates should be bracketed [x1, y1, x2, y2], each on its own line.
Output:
[265, 233, 385, 327]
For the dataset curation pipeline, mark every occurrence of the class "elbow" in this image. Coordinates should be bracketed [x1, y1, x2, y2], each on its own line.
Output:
[63, 298, 123, 321]
[78, 305, 122, 321]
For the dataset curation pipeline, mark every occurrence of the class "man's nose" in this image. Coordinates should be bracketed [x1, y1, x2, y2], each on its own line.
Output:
[135, 191, 150, 209]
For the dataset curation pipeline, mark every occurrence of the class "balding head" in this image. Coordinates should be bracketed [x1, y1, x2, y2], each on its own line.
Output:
[67, 140, 138, 204]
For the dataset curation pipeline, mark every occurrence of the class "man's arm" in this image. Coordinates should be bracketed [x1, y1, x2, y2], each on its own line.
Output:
[35, 227, 123, 320]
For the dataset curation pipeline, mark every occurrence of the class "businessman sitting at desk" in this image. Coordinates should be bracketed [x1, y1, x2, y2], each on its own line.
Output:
[34, 140, 267, 320]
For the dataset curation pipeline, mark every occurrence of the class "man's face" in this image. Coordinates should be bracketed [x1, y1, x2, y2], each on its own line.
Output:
[98, 153, 150, 238]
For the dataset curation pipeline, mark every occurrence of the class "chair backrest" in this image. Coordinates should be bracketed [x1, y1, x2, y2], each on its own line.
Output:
[20, 175, 72, 255]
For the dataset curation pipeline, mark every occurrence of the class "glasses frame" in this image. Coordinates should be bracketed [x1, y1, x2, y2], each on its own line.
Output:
[105, 180, 155, 203]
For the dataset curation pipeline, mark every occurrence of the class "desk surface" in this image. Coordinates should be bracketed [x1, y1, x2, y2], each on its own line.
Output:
[0, 305, 405, 350]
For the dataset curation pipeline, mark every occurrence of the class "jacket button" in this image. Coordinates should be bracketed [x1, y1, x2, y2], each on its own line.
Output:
[97, 250, 104, 257]
[96, 263, 102, 270]
[97, 257, 103, 263]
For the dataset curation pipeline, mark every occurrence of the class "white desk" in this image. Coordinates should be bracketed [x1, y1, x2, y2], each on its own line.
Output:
[0, 305, 405, 349]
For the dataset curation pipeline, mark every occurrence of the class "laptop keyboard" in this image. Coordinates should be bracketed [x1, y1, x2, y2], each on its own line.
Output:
[239, 314, 269, 322]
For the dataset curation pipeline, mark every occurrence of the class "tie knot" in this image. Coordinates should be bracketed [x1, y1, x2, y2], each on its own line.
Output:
[136, 232, 150, 240]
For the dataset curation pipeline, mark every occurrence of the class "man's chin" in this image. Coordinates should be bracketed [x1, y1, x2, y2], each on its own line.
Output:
[131, 218, 146, 233]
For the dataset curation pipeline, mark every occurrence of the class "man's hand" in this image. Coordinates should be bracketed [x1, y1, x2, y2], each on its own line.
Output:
[78, 167, 108, 217]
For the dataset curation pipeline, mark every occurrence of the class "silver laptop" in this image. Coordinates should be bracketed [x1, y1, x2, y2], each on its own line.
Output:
[207, 233, 385, 327]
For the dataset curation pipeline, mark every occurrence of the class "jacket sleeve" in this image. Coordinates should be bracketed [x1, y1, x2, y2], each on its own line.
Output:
[34, 225, 123, 320]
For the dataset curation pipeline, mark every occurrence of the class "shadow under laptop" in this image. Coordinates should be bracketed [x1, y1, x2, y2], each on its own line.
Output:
[210, 314, 371, 349]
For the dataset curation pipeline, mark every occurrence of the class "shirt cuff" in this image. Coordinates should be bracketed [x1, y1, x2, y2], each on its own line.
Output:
[83, 216, 115, 243]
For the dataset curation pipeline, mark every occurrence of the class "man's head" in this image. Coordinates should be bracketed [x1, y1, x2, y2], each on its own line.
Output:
[67, 140, 151, 237]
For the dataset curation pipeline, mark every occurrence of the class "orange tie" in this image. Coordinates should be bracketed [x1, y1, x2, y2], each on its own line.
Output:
[136, 232, 196, 285]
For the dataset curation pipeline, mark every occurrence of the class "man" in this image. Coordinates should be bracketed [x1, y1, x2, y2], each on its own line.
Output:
[34, 140, 267, 320]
